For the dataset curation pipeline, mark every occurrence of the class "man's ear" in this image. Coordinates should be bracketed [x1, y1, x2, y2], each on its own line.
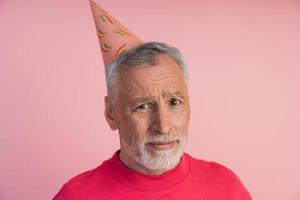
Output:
[104, 96, 118, 131]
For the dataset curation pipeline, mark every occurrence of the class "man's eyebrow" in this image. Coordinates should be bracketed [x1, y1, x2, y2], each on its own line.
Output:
[129, 91, 185, 107]
[129, 96, 156, 106]
[162, 91, 185, 99]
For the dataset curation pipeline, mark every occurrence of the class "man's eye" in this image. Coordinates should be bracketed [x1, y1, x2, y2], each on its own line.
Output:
[136, 104, 151, 110]
[170, 98, 181, 106]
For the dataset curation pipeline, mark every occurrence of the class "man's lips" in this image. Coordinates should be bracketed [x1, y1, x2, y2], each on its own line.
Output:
[148, 141, 176, 150]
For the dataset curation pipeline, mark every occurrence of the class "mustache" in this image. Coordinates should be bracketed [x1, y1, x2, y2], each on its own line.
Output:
[144, 133, 185, 143]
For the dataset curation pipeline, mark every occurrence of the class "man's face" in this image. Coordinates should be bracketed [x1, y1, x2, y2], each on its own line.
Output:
[106, 54, 190, 173]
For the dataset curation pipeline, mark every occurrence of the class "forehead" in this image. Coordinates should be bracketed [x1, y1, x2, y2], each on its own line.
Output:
[118, 54, 187, 99]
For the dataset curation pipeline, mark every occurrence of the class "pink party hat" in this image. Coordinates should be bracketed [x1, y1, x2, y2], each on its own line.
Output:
[89, 0, 143, 67]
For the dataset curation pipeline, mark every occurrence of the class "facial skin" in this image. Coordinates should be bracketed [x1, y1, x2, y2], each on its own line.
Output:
[104, 54, 190, 176]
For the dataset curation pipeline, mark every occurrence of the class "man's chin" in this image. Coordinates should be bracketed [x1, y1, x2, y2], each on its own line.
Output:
[138, 148, 182, 170]
[143, 143, 182, 161]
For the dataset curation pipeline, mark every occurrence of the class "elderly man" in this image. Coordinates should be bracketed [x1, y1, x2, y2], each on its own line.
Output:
[53, 1, 252, 200]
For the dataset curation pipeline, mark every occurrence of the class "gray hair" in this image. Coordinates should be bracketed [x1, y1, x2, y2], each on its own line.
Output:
[105, 42, 189, 103]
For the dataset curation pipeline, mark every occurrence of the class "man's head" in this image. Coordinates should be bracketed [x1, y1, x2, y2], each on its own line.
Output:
[104, 42, 190, 175]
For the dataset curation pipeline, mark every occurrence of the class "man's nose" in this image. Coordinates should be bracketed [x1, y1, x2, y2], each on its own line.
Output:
[151, 106, 172, 134]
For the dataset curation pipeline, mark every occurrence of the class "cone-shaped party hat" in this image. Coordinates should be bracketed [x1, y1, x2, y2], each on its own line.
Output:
[89, 0, 142, 67]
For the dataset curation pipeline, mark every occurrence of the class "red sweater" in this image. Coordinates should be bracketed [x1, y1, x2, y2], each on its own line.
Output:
[53, 150, 252, 200]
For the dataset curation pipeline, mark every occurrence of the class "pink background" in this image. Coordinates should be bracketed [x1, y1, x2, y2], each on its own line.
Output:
[1, 0, 300, 199]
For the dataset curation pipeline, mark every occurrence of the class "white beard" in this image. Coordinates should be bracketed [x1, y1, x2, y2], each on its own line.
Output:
[121, 133, 187, 170]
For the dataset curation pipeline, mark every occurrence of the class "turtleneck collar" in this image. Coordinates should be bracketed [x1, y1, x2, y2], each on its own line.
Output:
[105, 150, 191, 191]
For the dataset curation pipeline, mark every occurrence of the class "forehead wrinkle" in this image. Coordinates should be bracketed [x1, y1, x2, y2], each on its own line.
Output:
[134, 73, 177, 85]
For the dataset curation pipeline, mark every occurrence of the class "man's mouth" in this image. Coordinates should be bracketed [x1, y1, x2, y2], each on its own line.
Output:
[148, 141, 176, 150]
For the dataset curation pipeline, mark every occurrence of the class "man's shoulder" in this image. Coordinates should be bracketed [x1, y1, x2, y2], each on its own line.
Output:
[185, 153, 252, 199]
[185, 152, 240, 177]
[53, 160, 110, 200]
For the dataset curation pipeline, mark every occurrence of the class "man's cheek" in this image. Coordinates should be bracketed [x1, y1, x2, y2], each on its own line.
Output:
[172, 113, 187, 129]
[131, 119, 149, 137]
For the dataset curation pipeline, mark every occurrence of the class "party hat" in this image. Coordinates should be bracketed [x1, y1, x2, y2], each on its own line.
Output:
[89, 0, 143, 67]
